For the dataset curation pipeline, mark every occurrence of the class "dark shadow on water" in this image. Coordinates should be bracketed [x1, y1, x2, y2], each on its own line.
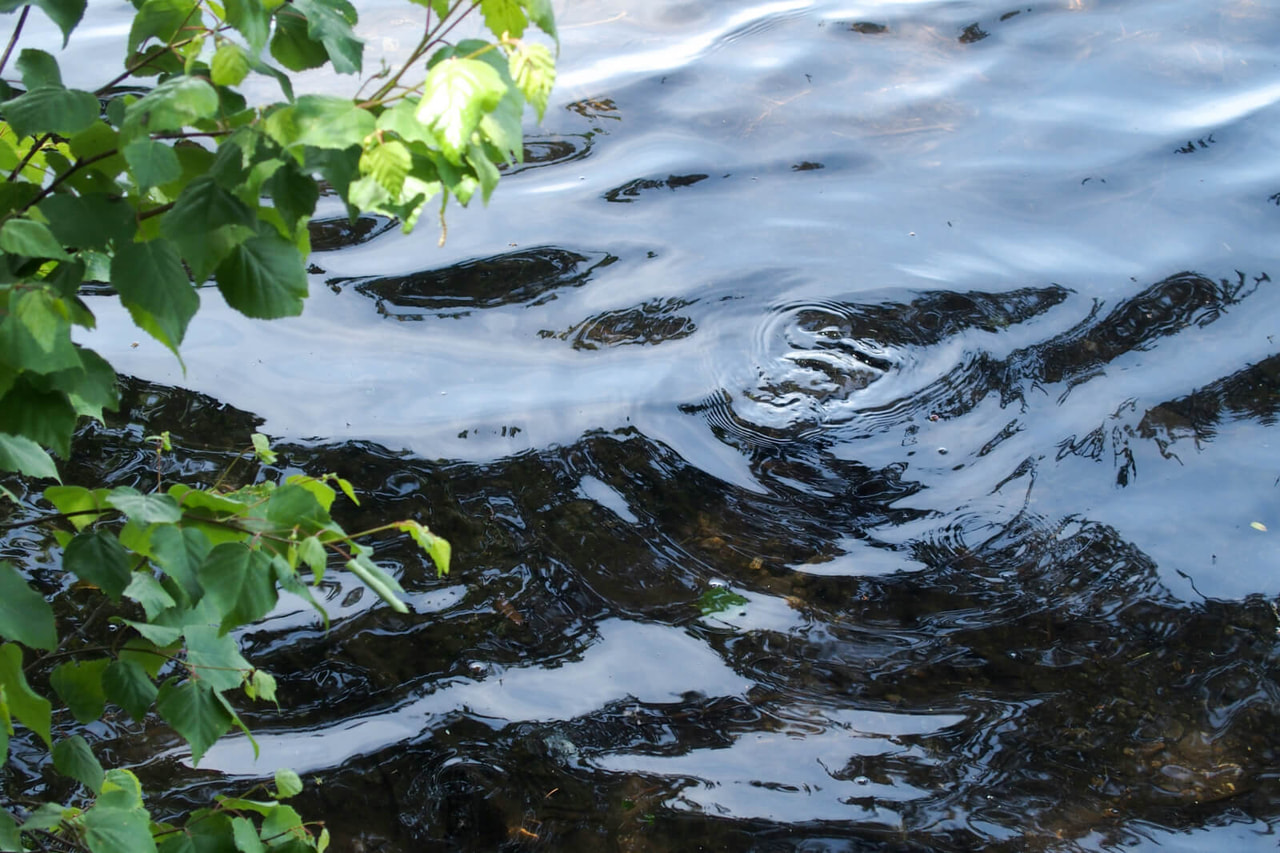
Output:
[326, 246, 619, 319]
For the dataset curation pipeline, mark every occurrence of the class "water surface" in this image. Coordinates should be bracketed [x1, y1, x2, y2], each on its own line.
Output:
[13, 0, 1280, 849]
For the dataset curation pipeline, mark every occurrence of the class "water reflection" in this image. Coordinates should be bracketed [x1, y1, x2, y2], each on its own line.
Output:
[19, 384, 1278, 851]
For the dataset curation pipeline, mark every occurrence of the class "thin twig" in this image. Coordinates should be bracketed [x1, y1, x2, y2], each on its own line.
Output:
[0, 6, 29, 76]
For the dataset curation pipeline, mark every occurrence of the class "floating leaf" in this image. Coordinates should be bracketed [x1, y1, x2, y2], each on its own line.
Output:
[1251, 521, 1267, 532]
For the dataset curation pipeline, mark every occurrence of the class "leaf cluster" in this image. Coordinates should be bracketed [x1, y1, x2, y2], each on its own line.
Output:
[0, 0, 548, 848]
[0, 434, 449, 851]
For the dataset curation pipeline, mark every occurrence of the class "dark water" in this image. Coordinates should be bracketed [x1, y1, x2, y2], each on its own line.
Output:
[7, 0, 1280, 849]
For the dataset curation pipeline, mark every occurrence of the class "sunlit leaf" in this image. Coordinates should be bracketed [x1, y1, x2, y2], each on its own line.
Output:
[45, 484, 110, 530]
[480, 0, 525, 38]
[509, 41, 555, 121]
[416, 58, 506, 164]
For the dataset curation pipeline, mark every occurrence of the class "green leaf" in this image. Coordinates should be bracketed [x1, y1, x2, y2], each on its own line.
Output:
[161, 175, 258, 281]
[183, 624, 251, 691]
[214, 231, 308, 319]
[231, 816, 266, 853]
[0, 643, 51, 746]
[197, 542, 278, 631]
[416, 58, 506, 164]
[0, 378, 78, 455]
[11, 288, 63, 352]
[128, 0, 199, 55]
[50, 658, 108, 723]
[250, 432, 277, 464]
[396, 520, 451, 576]
[269, 7, 328, 72]
[344, 556, 407, 613]
[360, 138, 411, 196]
[265, 158, 318, 236]
[520, 0, 556, 38]
[39, 194, 136, 250]
[150, 525, 211, 605]
[274, 767, 303, 799]
[53, 735, 105, 793]
[124, 572, 177, 619]
[480, 0, 525, 38]
[109, 238, 199, 355]
[63, 530, 131, 601]
[296, 535, 326, 581]
[82, 804, 157, 853]
[16, 48, 62, 88]
[122, 137, 182, 191]
[156, 678, 233, 766]
[0, 218, 68, 259]
[103, 658, 157, 721]
[268, 94, 373, 150]
[45, 484, 110, 529]
[260, 804, 306, 848]
[246, 668, 277, 704]
[52, 346, 119, 422]
[119, 636, 171, 679]
[120, 617, 183, 648]
[0, 561, 57, 649]
[3, 0, 87, 45]
[1, 86, 100, 138]
[292, 0, 362, 74]
[99, 767, 146, 811]
[0, 810, 20, 851]
[122, 75, 219, 139]
[0, 432, 59, 480]
[266, 482, 329, 532]
[107, 486, 182, 524]
[509, 41, 555, 121]
[225, 0, 270, 53]
[210, 42, 250, 86]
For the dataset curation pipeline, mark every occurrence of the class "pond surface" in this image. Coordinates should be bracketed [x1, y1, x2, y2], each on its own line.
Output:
[14, 0, 1280, 849]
